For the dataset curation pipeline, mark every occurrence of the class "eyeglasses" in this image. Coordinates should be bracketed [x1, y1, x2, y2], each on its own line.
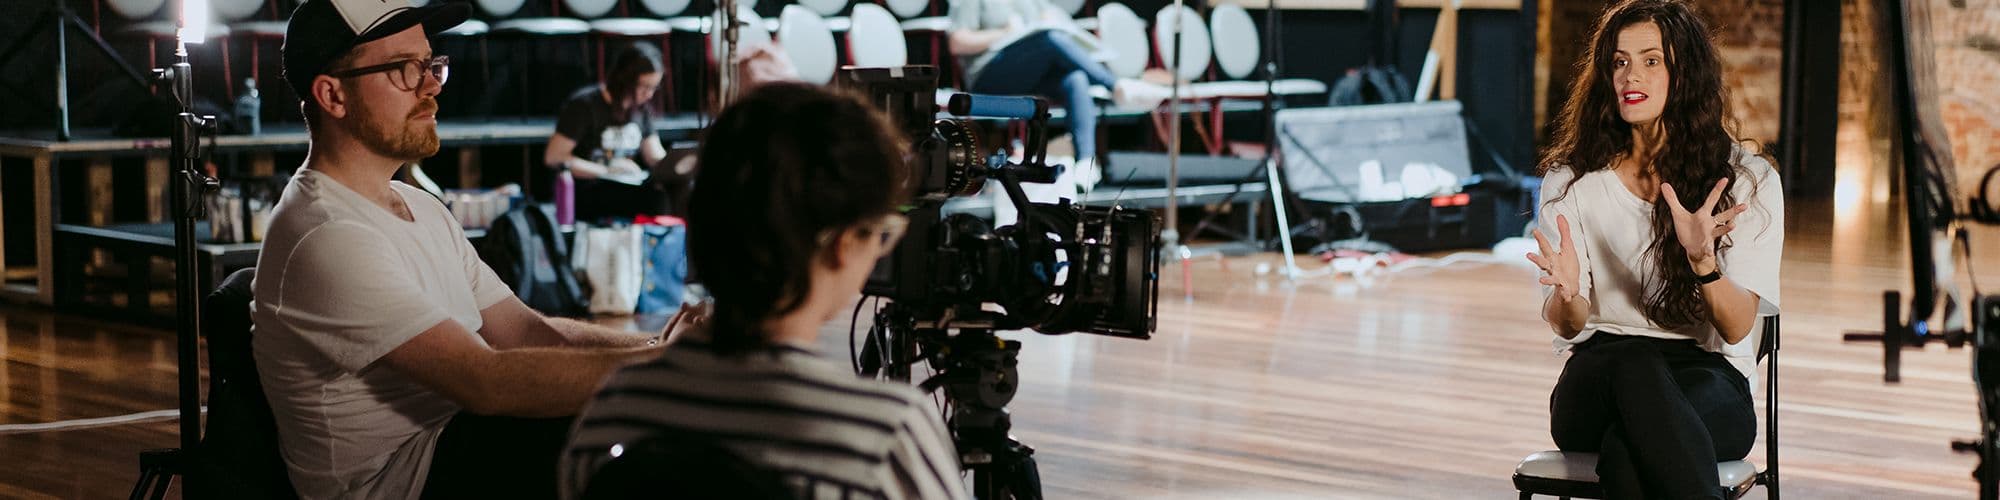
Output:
[329, 55, 450, 91]
[871, 213, 909, 248]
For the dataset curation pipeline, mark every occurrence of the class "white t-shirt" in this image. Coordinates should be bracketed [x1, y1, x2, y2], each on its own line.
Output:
[250, 168, 514, 500]
[1537, 147, 1784, 385]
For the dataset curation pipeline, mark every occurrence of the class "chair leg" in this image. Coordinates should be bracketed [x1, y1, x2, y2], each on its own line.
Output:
[127, 470, 156, 500]
[1518, 493, 1531, 500]
[147, 475, 172, 500]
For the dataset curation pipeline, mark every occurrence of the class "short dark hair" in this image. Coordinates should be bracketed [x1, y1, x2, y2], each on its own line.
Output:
[604, 42, 664, 111]
[688, 82, 910, 354]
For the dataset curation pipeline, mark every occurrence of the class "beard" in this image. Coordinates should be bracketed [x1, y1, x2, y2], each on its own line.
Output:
[352, 98, 440, 160]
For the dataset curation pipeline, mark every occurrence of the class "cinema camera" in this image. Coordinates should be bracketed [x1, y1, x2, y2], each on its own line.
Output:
[836, 66, 1161, 499]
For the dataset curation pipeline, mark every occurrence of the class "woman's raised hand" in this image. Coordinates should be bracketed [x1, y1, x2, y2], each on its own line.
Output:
[1527, 214, 1583, 302]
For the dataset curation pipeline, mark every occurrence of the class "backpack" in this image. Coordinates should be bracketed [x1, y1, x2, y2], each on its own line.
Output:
[1330, 65, 1414, 106]
[475, 204, 591, 317]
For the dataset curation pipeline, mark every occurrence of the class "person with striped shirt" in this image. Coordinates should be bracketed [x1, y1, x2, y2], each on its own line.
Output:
[560, 82, 970, 500]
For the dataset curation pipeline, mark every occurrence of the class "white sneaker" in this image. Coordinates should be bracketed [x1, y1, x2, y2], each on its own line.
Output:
[1072, 156, 1102, 192]
[1112, 79, 1172, 110]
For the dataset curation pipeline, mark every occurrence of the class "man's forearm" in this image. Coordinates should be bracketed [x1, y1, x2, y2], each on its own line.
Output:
[548, 317, 656, 348]
[471, 345, 661, 417]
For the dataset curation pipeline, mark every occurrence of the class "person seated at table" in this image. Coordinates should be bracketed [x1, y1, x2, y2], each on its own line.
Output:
[544, 42, 690, 222]
[258, 2, 670, 497]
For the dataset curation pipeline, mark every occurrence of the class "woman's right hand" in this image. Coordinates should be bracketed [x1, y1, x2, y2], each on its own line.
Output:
[1527, 214, 1582, 302]
[608, 157, 645, 177]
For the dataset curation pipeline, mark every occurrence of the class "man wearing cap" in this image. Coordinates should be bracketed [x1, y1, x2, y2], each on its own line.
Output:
[252, 1, 668, 498]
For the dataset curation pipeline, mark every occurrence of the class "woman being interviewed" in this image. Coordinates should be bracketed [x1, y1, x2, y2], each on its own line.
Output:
[1525, 0, 1783, 497]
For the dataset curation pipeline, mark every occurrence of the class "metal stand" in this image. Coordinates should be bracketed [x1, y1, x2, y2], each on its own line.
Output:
[1160, 0, 1190, 262]
[0, 0, 152, 140]
[1840, 1, 1996, 495]
[866, 305, 1043, 500]
[716, 0, 741, 109]
[127, 29, 218, 500]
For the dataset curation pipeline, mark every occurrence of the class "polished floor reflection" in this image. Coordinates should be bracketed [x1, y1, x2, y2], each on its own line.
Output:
[0, 200, 1988, 498]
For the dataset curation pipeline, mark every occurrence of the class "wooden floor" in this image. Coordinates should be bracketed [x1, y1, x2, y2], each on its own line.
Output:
[2, 197, 1992, 499]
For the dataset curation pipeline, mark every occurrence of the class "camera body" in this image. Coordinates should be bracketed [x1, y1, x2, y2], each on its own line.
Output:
[837, 66, 1159, 339]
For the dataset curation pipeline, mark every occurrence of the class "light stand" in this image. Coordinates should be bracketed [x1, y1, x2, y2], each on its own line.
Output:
[716, 0, 741, 109]
[128, 0, 219, 496]
[1837, 0, 2000, 497]
[1160, 0, 1188, 261]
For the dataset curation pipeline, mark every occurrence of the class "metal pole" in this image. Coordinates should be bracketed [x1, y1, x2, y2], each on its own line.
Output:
[168, 7, 217, 490]
[54, 0, 70, 141]
[1162, 0, 1187, 259]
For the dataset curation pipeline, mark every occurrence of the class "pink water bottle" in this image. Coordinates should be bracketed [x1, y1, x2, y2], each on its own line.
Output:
[554, 166, 575, 226]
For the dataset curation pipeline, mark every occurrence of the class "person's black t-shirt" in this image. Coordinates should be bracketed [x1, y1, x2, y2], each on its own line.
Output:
[554, 86, 656, 163]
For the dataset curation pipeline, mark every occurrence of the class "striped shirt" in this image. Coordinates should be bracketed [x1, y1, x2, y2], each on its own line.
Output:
[560, 341, 970, 500]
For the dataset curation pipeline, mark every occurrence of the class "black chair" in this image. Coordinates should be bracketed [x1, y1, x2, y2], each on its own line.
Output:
[131, 268, 300, 500]
[579, 433, 795, 500]
[1513, 315, 1781, 500]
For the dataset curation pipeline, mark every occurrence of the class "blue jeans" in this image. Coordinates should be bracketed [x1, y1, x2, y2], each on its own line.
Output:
[969, 30, 1119, 161]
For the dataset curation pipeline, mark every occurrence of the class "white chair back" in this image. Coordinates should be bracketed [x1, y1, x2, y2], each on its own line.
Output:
[1050, 0, 1084, 16]
[477, 0, 527, 17]
[215, 0, 263, 22]
[778, 5, 838, 84]
[886, 0, 929, 19]
[800, 0, 849, 17]
[1153, 4, 1210, 81]
[1093, 3, 1147, 79]
[1209, 3, 1259, 79]
[846, 3, 906, 68]
[564, 0, 618, 18]
[106, 0, 166, 20]
[639, 0, 693, 16]
[711, 6, 774, 64]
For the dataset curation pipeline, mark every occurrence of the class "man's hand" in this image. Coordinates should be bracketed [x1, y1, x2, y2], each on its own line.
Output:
[1527, 214, 1583, 302]
[1661, 179, 1749, 275]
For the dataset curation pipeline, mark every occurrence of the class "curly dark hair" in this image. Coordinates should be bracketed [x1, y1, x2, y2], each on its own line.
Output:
[688, 82, 911, 354]
[1538, 0, 1762, 329]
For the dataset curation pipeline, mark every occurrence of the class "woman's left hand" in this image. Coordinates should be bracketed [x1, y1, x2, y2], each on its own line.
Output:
[660, 299, 713, 346]
[1661, 179, 1750, 272]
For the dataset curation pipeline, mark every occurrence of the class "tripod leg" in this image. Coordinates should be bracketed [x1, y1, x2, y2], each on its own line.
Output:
[1006, 454, 1043, 500]
[127, 469, 157, 500]
[149, 474, 172, 500]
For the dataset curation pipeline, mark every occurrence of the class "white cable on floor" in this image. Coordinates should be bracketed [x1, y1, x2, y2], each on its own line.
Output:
[0, 407, 204, 435]
[1382, 251, 1508, 273]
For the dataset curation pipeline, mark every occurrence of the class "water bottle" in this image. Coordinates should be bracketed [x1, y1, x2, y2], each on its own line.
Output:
[235, 78, 262, 135]
[554, 165, 575, 226]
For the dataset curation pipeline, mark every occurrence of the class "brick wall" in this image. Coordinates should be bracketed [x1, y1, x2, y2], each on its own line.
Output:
[1539, 0, 2000, 198]
[1923, 0, 2000, 188]
[1538, 0, 1784, 147]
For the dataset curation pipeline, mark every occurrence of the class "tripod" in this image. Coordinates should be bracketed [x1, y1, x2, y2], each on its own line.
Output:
[0, 0, 151, 140]
[864, 304, 1044, 499]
